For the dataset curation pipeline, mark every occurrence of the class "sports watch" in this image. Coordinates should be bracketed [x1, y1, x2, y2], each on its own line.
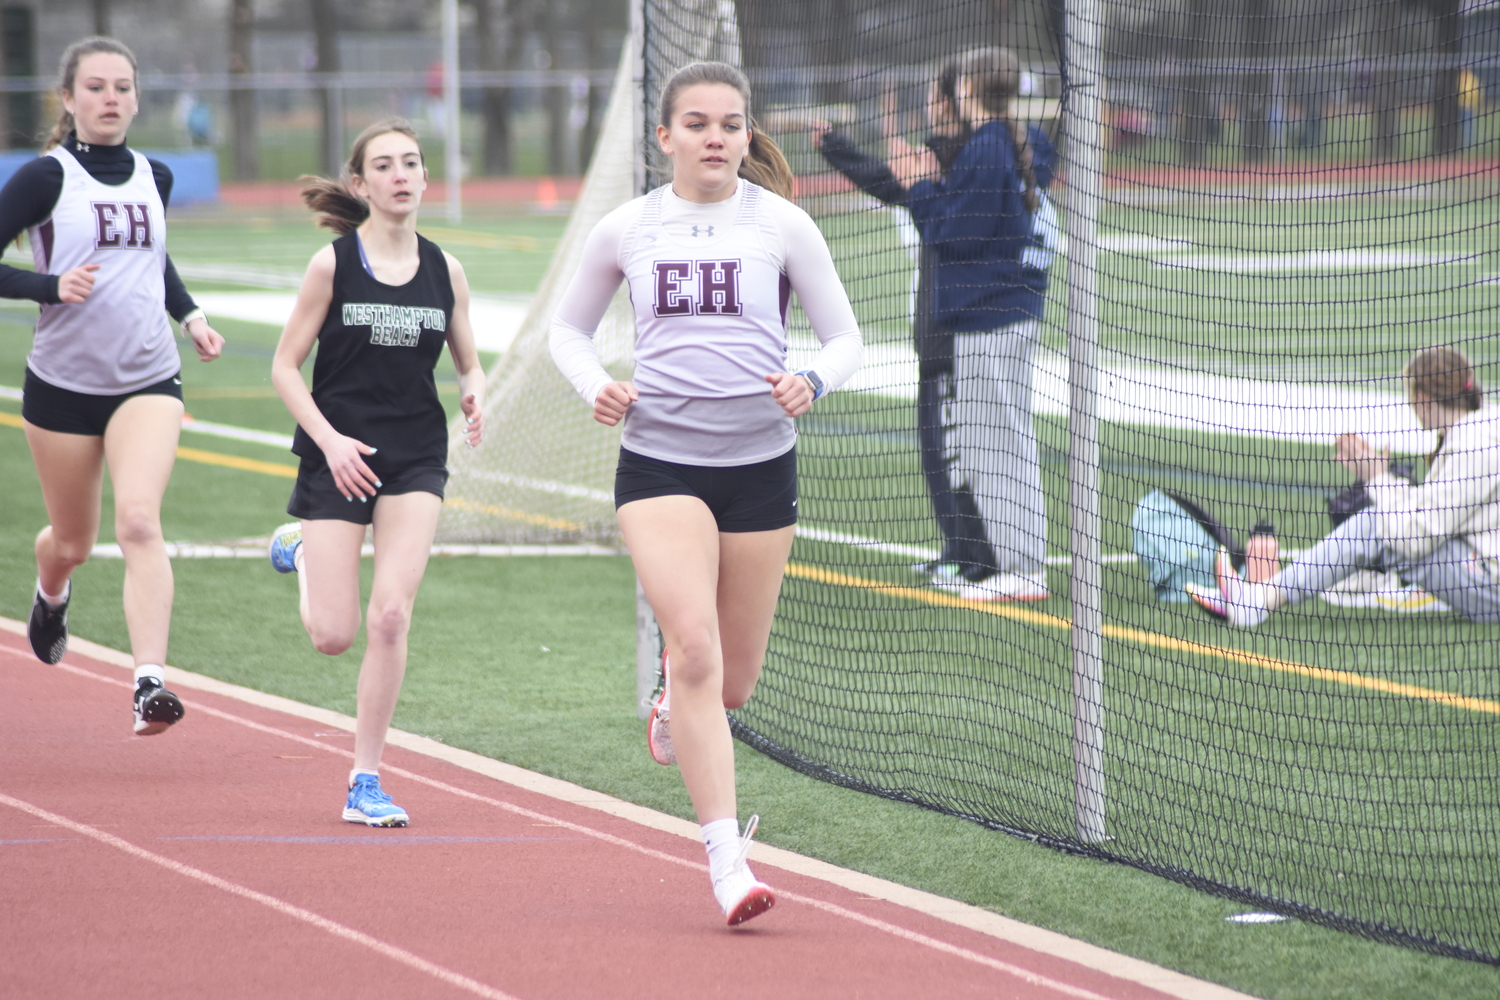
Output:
[796, 369, 825, 401]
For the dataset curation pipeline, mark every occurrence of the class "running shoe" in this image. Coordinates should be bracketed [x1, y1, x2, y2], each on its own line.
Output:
[343, 773, 409, 827]
[644, 649, 675, 766]
[929, 563, 965, 592]
[1186, 548, 1269, 628]
[27, 586, 69, 664]
[268, 522, 302, 574]
[956, 571, 1049, 602]
[1371, 585, 1449, 614]
[711, 815, 775, 926]
[133, 677, 185, 736]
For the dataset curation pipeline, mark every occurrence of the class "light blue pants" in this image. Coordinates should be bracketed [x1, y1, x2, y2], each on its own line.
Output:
[1275, 510, 1500, 624]
[950, 321, 1046, 577]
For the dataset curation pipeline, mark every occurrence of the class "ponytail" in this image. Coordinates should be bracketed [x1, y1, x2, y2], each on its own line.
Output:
[45, 36, 138, 152]
[299, 176, 369, 235]
[740, 122, 794, 200]
[298, 117, 423, 235]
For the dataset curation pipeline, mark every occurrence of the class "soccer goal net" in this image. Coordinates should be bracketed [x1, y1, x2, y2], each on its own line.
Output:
[441, 0, 1500, 965]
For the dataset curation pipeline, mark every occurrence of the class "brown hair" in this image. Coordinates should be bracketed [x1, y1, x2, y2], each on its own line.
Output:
[955, 47, 1039, 213]
[657, 62, 794, 200]
[1404, 347, 1483, 412]
[299, 118, 424, 235]
[44, 37, 138, 151]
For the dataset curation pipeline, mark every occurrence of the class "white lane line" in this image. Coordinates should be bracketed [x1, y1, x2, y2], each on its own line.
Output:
[86, 542, 621, 560]
[36, 653, 1251, 1000]
[181, 416, 294, 449]
[0, 790, 522, 1000]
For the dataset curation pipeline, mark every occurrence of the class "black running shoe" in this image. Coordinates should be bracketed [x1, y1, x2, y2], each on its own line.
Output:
[133, 678, 184, 736]
[27, 588, 69, 664]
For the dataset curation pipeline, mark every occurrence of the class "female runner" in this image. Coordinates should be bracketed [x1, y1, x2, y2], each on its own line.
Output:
[0, 36, 224, 734]
[267, 119, 485, 826]
[549, 62, 863, 924]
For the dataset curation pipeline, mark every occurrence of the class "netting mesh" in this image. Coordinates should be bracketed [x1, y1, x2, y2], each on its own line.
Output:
[441, 0, 1500, 964]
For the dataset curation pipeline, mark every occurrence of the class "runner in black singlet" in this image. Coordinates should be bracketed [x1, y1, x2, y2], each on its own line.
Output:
[267, 118, 486, 828]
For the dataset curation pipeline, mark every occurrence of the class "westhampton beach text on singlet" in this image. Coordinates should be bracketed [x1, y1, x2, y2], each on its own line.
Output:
[341, 302, 447, 347]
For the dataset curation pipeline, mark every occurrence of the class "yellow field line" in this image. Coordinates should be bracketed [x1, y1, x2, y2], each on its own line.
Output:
[785, 561, 1500, 717]
[445, 495, 585, 532]
[173, 446, 299, 478]
[0, 412, 21, 429]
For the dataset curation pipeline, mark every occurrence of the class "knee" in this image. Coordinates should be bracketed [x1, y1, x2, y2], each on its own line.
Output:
[45, 533, 93, 569]
[667, 630, 719, 691]
[307, 614, 359, 656]
[114, 506, 163, 549]
[365, 600, 412, 648]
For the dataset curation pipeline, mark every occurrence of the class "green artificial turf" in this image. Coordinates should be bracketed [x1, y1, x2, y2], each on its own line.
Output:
[0, 198, 1496, 997]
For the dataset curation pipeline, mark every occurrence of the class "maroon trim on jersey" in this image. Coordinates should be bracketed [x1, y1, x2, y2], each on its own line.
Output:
[779, 272, 791, 327]
[37, 220, 54, 271]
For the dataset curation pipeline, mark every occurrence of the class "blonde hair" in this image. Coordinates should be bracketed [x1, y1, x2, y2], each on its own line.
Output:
[657, 61, 794, 199]
[299, 118, 425, 235]
[1404, 347, 1483, 413]
[44, 37, 138, 151]
[955, 47, 1039, 213]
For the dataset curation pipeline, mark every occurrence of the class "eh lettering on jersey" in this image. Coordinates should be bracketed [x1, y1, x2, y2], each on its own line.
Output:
[91, 202, 154, 250]
[341, 302, 447, 348]
[652, 259, 744, 318]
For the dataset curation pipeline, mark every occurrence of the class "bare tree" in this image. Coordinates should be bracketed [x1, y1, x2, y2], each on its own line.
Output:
[93, 0, 110, 36]
[1430, 0, 1462, 156]
[229, 0, 259, 180]
[1176, 0, 1219, 165]
[1239, 0, 1272, 162]
[309, 0, 342, 175]
[544, 0, 568, 174]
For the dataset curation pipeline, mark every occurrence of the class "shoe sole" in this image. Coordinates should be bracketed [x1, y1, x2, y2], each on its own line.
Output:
[342, 808, 409, 827]
[269, 522, 302, 574]
[647, 708, 675, 766]
[134, 689, 185, 736]
[726, 885, 776, 926]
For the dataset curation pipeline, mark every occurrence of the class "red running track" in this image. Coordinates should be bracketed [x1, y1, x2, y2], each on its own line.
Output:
[0, 627, 1245, 1000]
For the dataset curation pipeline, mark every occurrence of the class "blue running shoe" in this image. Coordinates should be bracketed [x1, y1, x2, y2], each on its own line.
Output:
[343, 773, 409, 827]
[269, 522, 302, 574]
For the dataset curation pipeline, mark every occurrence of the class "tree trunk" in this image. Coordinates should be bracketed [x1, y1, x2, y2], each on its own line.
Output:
[472, 0, 507, 175]
[1370, 0, 1402, 161]
[1178, 0, 1217, 165]
[580, 0, 604, 173]
[1430, 0, 1462, 157]
[545, 0, 567, 176]
[309, 0, 342, 176]
[93, 0, 110, 37]
[1239, 0, 1271, 162]
[229, 0, 259, 180]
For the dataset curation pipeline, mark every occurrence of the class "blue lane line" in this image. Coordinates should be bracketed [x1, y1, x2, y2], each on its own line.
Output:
[158, 835, 579, 845]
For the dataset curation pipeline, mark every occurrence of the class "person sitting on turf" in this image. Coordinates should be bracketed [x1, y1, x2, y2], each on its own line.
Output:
[1189, 346, 1500, 626]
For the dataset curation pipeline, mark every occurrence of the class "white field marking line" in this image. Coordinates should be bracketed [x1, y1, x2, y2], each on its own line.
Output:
[0, 791, 522, 1000]
[86, 542, 621, 560]
[181, 416, 294, 449]
[13, 625, 1256, 1000]
[47, 661, 1120, 998]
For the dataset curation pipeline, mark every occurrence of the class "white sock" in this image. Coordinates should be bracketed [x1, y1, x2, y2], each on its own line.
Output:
[349, 768, 378, 788]
[134, 664, 164, 686]
[701, 817, 741, 881]
[37, 578, 69, 608]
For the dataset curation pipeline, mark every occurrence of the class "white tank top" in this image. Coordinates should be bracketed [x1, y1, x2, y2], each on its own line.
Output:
[621, 182, 793, 466]
[27, 146, 177, 394]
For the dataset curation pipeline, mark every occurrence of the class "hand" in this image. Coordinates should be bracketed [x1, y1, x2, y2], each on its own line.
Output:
[1335, 433, 1390, 484]
[888, 135, 939, 187]
[185, 317, 224, 361]
[766, 371, 815, 418]
[808, 119, 832, 149]
[593, 381, 638, 426]
[317, 433, 381, 501]
[460, 392, 485, 447]
[57, 264, 99, 304]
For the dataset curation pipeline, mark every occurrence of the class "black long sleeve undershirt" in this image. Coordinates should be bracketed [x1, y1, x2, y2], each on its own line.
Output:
[0, 134, 198, 321]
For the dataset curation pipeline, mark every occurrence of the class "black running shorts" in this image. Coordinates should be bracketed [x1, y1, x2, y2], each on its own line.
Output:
[614, 446, 797, 533]
[22, 367, 184, 437]
[286, 450, 448, 526]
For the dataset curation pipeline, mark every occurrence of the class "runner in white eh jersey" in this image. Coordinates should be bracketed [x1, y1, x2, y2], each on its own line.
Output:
[550, 61, 863, 926]
[0, 38, 224, 736]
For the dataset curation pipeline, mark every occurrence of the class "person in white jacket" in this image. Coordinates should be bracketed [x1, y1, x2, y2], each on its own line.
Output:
[1191, 346, 1500, 627]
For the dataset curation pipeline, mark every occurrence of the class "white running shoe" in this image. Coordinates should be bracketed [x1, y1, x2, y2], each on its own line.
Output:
[711, 815, 775, 926]
[643, 650, 675, 766]
[957, 571, 1048, 602]
[1186, 548, 1269, 627]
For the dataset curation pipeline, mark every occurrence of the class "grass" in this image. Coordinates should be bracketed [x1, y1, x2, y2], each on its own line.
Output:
[1, 196, 1497, 997]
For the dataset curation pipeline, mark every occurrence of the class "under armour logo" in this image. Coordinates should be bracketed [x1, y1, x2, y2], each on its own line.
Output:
[78, 142, 91, 152]
[690, 225, 715, 238]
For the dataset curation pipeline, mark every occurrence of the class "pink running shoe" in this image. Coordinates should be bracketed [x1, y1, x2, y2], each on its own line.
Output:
[645, 649, 675, 766]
